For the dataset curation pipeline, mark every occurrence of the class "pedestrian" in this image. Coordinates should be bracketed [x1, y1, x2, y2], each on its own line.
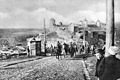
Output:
[87, 46, 90, 54]
[79, 45, 82, 54]
[66, 44, 70, 55]
[27, 46, 30, 57]
[63, 43, 67, 54]
[53, 47, 57, 56]
[81, 45, 84, 53]
[95, 48, 104, 79]
[63, 43, 69, 57]
[73, 43, 78, 56]
[69, 42, 75, 58]
[97, 46, 120, 80]
[56, 41, 62, 59]
[61, 44, 66, 58]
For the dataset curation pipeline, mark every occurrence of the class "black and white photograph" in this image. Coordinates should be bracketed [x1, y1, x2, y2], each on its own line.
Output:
[0, 0, 120, 80]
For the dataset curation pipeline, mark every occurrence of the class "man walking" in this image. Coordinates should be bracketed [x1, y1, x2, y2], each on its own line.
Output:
[56, 41, 62, 59]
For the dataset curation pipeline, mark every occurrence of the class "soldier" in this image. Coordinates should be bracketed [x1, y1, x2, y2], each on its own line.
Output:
[69, 42, 75, 58]
[56, 41, 62, 59]
[73, 42, 78, 56]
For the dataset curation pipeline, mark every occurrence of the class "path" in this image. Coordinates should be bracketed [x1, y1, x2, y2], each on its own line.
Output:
[0, 56, 86, 80]
[0, 54, 98, 80]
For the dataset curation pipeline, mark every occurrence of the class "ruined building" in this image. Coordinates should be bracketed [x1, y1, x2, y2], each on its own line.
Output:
[73, 19, 106, 47]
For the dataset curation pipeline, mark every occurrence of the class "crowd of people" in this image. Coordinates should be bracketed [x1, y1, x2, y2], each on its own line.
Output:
[46, 41, 79, 59]
[55, 41, 78, 59]
[46, 41, 101, 59]
[46, 41, 120, 80]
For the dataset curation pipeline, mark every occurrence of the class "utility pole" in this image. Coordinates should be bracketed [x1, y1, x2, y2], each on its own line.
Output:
[44, 18, 46, 56]
[105, 0, 115, 57]
[83, 27, 86, 47]
[83, 19, 87, 48]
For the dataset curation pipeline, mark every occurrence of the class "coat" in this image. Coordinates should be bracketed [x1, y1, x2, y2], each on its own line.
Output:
[95, 57, 104, 77]
[97, 55, 120, 80]
[57, 43, 62, 55]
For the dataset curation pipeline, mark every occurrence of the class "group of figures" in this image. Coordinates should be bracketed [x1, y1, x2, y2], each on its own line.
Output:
[94, 46, 120, 80]
[46, 41, 120, 80]
[46, 41, 100, 60]
[46, 41, 79, 59]
[55, 41, 78, 59]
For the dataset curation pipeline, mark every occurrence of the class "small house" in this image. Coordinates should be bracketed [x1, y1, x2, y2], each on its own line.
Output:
[27, 37, 41, 56]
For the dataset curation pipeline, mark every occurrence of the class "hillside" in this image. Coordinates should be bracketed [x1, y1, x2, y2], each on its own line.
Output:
[0, 29, 46, 47]
[0, 22, 119, 47]
[0, 26, 72, 47]
[0, 29, 44, 38]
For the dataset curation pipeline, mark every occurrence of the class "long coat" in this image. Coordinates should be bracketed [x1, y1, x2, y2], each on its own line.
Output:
[57, 43, 62, 55]
[95, 56, 104, 77]
[98, 55, 120, 80]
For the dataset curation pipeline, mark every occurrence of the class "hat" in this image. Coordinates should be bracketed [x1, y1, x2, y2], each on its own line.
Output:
[108, 46, 120, 55]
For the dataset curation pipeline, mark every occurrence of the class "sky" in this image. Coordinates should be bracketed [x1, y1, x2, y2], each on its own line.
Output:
[0, 0, 119, 28]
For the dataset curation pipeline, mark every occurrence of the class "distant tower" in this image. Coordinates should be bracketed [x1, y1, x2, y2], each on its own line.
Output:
[50, 18, 56, 26]
[96, 20, 101, 27]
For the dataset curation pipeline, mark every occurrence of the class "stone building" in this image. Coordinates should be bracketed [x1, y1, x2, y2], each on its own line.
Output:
[73, 19, 106, 47]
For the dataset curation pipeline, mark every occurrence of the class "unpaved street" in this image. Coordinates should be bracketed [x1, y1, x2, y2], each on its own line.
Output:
[0, 56, 96, 80]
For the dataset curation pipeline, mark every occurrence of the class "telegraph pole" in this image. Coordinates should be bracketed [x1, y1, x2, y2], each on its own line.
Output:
[83, 27, 86, 47]
[44, 18, 46, 56]
[83, 19, 87, 48]
[105, 0, 115, 57]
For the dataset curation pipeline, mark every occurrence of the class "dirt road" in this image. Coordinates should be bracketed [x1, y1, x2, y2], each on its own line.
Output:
[0, 56, 94, 80]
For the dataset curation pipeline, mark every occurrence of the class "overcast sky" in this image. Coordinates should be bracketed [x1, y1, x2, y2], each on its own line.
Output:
[0, 0, 119, 28]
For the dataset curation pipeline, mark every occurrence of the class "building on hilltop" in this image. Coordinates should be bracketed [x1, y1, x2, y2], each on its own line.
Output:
[49, 18, 74, 41]
[49, 18, 106, 48]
